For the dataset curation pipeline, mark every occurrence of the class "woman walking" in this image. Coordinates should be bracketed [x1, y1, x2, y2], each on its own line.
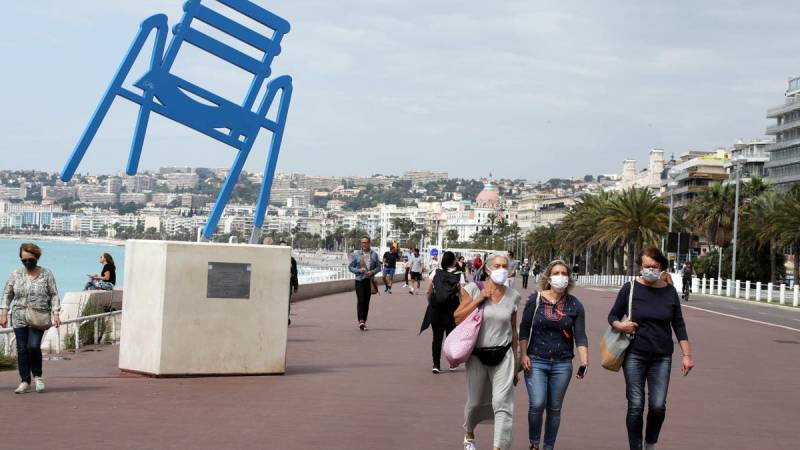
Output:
[520, 259, 531, 290]
[519, 260, 588, 450]
[426, 251, 465, 373]
[455, 254, 522, 450]
[84, 252, 117, 290]
[608, 247, 693, 450]
[0, 243, 61, 394]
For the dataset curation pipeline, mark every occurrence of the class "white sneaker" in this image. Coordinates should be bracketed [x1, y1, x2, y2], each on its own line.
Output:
[463, 437, 477, 450]
[432, 367, 440, 374]
[34, 376, 45, 393]
[14, 382, 31, 394]
[402, 283, 408, 288]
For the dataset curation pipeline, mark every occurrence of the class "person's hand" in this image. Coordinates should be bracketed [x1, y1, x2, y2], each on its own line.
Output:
[521, 354, 532, 372]
[53, 313, 61, 328]
[681, 355, 694, 376]
[359, 268, 367, 273]
[479, 284, 494, 302]
[0, 312, 7, 328]
[614, 320, 638, 334]
[292, 286, 298, 294]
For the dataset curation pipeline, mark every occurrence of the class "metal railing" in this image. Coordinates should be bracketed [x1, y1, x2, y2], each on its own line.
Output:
[576, 275, 799, 307]
[1, 310, 122, 357]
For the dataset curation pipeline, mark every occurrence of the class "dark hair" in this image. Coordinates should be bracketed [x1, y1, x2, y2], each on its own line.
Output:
[102, 252, 115, 267]
[19, 243, 42, 259]
[457, 255, 465, 262]
[637, 247, 669, 270]
[508, 250, 514, 258]
[440, 251, 456, 269]
[360, 235, 370, 242]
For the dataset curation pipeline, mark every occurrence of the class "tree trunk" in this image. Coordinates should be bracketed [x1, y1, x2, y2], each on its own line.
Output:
[627, 240, 635, 275]
[770, 242, 777, 285]
[617, 244, 625, 275]
[717, 246, 723, 281]
[794, 244, 799, 287]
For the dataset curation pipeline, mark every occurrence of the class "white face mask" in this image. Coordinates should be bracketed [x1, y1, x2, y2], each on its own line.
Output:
[489, 268, 508, 285]
[641, 268, 661, 282]
[550, 274, 569, 291]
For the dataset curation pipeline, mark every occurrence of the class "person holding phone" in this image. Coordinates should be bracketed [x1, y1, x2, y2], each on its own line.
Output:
[608, 247, 693, 450]
[519, 260, 588, 450]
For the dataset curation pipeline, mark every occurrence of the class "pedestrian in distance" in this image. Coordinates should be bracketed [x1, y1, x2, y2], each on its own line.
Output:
[408, 248, 424, 295]
[519, 260, 588, 450]
[382, 245, 399, 293]
[347, 235, 381, 331]
[425, 251, 465, 373]
[472, 255, 483, 281]
[278, 240, 298, 326]
[402, 248, 411, 288]
[532, 262, 541, 283]
[455, 253, 522, 450]
[84, 252, 116, 291]
[456, 255, 468, 277]
[608, 247, 694, 450]
[506, 250, 519, 288]
[680, 262, 694, 301]
[520, 259, 531, 290]
[1, 243, 62, 394]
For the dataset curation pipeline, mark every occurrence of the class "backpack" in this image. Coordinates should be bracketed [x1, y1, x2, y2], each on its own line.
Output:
[431, 269, 461, 307]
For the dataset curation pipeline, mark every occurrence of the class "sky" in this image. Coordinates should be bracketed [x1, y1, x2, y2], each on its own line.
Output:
[1, 0, 798, 181]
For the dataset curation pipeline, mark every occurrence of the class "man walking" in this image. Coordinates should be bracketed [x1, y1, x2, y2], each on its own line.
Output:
[279, 240, 298, 326]
[506, 250, 519, 287]
[408, 248, 423, 295]
[348, 235, 381, 331]
[382, 244, 399, 293]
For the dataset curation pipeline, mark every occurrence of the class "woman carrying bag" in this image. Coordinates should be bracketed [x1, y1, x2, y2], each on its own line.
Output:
[0, 243, 61, 394]
[453, 254, 522, 450]
[519, 260, 588, 450]
[606, 247, 693, 450]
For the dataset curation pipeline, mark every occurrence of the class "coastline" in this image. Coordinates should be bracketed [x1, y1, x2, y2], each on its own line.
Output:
[0, 234, 125, 247]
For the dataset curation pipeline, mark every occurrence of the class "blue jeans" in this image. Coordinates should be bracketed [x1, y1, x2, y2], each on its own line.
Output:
[623, 352, 672, 450]
[525, 357, 573, 448]
[14, 327, 45, 383]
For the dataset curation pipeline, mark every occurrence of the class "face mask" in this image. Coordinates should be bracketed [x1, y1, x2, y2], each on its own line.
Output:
[21, 258, 37, 271]
[641, 268, 661, 282]
[489, 268, 508, 285]
[550, 275, 569, 291]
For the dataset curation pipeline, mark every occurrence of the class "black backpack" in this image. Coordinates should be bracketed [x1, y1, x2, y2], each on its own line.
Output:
[431, 269, 461, 307]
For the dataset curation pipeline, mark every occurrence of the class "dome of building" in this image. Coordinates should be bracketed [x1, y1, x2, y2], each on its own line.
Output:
[476, 182, 500, 209]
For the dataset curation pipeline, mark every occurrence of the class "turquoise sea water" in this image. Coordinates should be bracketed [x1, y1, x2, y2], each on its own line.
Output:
[0, 239, 125, 295]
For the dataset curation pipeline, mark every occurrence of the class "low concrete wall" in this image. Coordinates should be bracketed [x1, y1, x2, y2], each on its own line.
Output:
[292, 273, 406, 302]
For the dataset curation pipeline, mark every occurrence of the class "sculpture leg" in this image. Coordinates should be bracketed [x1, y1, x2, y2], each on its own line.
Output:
[250, 77, 293, 244]
[202, 148, 251, 241]
[127, 101, 153, 175]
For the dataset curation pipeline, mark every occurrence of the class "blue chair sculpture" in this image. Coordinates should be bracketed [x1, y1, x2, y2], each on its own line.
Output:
[60, 0, 293, 243]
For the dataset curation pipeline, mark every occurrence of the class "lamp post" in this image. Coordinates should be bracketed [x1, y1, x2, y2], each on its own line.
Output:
[731, 156, 743, 282]
[664, 168, 679, 266]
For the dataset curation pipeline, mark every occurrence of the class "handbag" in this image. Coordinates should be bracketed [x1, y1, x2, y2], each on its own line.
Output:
[443, 303, 484, 367]
[25, 307, 53, 331]
[600, 281, 635, 372]
[370, 277, 378, 295]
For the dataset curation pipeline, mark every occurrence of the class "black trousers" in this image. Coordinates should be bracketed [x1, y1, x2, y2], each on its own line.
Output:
[14, 326, 45, 383]
[431, 321, 456, 369]
[522, 274, 529, 289]
[355, 279, 372, 322]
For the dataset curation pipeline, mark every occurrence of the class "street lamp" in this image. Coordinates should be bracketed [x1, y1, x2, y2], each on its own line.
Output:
[663, 168, 679, 260]
[731, 156, 744, 282]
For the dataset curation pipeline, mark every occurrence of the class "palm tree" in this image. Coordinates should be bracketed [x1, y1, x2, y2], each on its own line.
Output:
[743, 191, 783, 283]
[594, 187, 668, 275]
[526, 224, 559, 264]
[778, 185, 800, 285]
[685, 182, 734, 280]
[445, 229, 459, 245]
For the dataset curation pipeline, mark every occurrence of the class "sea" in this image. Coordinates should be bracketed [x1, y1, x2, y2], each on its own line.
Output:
[0, 238, 125, 295]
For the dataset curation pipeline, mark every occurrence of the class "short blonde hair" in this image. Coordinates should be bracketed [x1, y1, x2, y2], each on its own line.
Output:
[539, 259, 575, 294]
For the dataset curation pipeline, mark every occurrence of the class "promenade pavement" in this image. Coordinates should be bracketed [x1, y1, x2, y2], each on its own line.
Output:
[1, 280, 799, 449]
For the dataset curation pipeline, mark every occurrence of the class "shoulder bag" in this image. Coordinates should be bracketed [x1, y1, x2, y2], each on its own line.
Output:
[600, 281, 635, 372]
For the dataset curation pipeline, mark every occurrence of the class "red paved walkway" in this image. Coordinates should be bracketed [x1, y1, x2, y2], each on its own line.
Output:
[1, 283, 798, 449]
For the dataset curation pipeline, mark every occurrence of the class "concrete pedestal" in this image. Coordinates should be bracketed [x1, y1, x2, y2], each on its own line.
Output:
[118, 240, 290, 376]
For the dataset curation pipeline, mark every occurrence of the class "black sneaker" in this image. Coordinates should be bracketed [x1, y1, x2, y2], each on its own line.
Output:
[359, 323, 367, 331]
[432, 367, 441, 374]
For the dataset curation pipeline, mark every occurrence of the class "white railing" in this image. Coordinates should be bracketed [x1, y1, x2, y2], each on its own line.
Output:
[1, 310, 122, 357]
[576, 274, 799, 308]
[297, 262, 407, 285]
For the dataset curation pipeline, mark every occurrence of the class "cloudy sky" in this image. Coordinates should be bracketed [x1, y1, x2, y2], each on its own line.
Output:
[1, 1, 797, 181]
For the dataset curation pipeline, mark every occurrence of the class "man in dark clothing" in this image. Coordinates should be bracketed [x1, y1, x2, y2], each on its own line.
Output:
[279, 240, 299, 326]
[382, 245, 399, 293]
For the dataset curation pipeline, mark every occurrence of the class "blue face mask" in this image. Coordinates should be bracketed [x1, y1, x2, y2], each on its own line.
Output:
[641, 268, 661, 282]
